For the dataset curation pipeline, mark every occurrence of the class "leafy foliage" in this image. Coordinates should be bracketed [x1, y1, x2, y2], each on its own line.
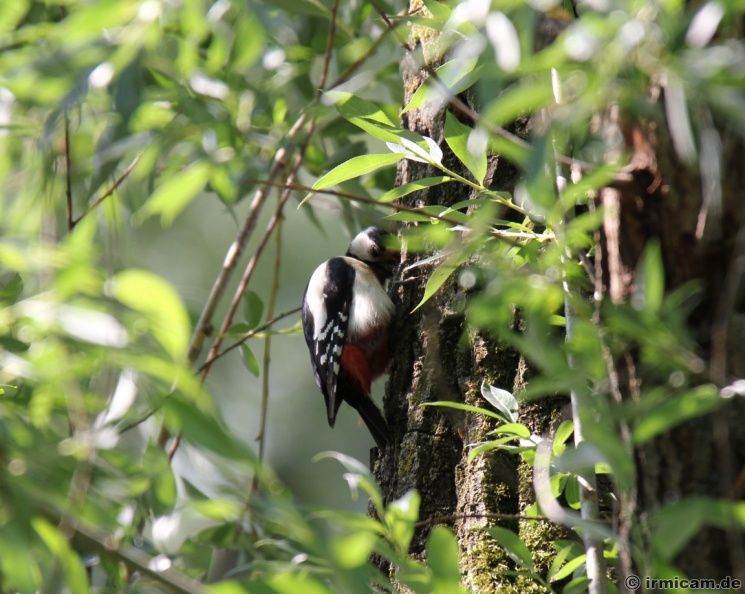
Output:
[1, 0, 744, 592]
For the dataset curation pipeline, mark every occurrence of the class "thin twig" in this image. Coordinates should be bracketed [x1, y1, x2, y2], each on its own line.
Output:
[244, 177, 474, 226]
[72, 153, 142, 227]
[156, 113, 308, 451]
[71, 520, 207, 594]
[249, 213, 283, 498]
[317, 0, 339, 91]
[197, 306, 302, 372]
[552, 67, 607, 594]
[415, 512, 554, 528]
[198, 133, 314, 387]
[365, 0, 620, 179]
[63, 110, 74, 230]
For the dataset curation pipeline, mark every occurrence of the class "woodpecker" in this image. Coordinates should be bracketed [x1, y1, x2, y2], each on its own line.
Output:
[302, 227, 398, 450]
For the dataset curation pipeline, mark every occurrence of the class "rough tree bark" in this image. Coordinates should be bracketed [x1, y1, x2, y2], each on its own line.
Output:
[376, 1, 745, 592]
[374, 4, 568, 593]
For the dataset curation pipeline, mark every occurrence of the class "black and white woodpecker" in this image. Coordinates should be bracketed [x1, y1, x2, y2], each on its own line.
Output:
[301, 227, 398, 450]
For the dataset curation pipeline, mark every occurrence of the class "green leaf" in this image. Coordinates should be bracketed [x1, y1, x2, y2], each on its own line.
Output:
[136, 161, 212, 226]
[379, 176, 452, 202]
[412, 248, 470, 312]
[189, 499, 242, 521]
[330, 531, 379, 569]
[402, 58, 481, 114]
[494, 422, 531, 437]
[385, 490, 420, 554]
[632, 384, 721, 444]
[312, 153, 404, 191]
[164, 397, 256, 462]
[314, 451, 384, 513]
[634, 240, 665, 312]
[487, 527, 534, 571]
[32, 517, 90, 594]
[142, 443, 177, 514]
[240, 344, 260, 377]
[421, 401, 503, 420]
[547, 542, 578, 582]
[242, 290, 264, 329]
[649, 497, 745, 563]
[553, 420, 574, 456]
[444, 113, 487, 185]
[564, 577, 592, 594]
[325, 91, 406, 144]
[427, 527, 468, 594]
[110, 269, 190, 360]
[468, 436, 523, 461]
[550, 553, 586, 581]
[268, 573, 334, 594]
[482, 78, 554, 128]
[565, 475, 581, 510]
[327, 90, 396, 127]
[0, 272, 23, 304]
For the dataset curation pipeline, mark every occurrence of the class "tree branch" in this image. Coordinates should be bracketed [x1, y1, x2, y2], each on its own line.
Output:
[71, 153, 142, 227]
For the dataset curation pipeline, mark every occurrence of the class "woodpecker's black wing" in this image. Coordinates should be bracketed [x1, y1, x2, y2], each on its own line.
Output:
[302, 257, 354, 427]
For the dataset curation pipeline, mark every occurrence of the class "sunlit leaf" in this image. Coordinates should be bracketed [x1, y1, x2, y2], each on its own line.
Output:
[109, 269, 190, 360]
[487, 527, 534, 571]
[312, 153, 404, 191]
[550, 553, 586, 582]
[632, 384, 721, 444]
[564, 475, 581, 510]
[444, 113, 487, 185]
[427, 527, 468, 594]
[136, 161, 212, 226]
[480, 383, 518, 421]
[385, 490, 420, 554]
[402, 58, 481, 114]
[553, 420, 574, 456]
[564, 577, 592, 594]
[330, 530, 379, 569]
[412, 247, 470, 312]
[32, 518, 90, 594]
[547, 541, 579, 582]
[421, 401, 503, 420]
[379, 176, 452, 202]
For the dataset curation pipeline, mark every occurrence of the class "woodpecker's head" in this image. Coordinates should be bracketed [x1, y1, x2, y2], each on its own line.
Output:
[346, 227, 398, 281]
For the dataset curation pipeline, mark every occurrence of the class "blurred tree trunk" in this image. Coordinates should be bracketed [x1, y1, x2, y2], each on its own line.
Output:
[376, 1, 745, 591]
[599, 88, 745, 582]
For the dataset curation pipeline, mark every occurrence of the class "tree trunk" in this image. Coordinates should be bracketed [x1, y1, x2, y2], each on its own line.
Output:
[375, 5, 566, 592]
[377, 1, 745, 591]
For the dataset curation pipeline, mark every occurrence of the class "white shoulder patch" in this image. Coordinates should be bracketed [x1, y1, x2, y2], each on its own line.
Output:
[305, 261, 328, 339]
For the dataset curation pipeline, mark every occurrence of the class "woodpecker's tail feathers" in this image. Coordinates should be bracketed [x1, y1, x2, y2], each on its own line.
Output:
[353, 395, 389, 451]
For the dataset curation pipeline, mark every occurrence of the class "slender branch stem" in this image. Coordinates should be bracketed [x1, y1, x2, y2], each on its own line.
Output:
[248, 213, 284, 499]
[197, 307, 302, 372]
[63, 110, 74, 230]
[552, 67, 607, 594]
[70, 520, 207, 594]
[415, 512, 555, 528]
[156, 114, 307, 451]
[72, 153, 142, 227]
